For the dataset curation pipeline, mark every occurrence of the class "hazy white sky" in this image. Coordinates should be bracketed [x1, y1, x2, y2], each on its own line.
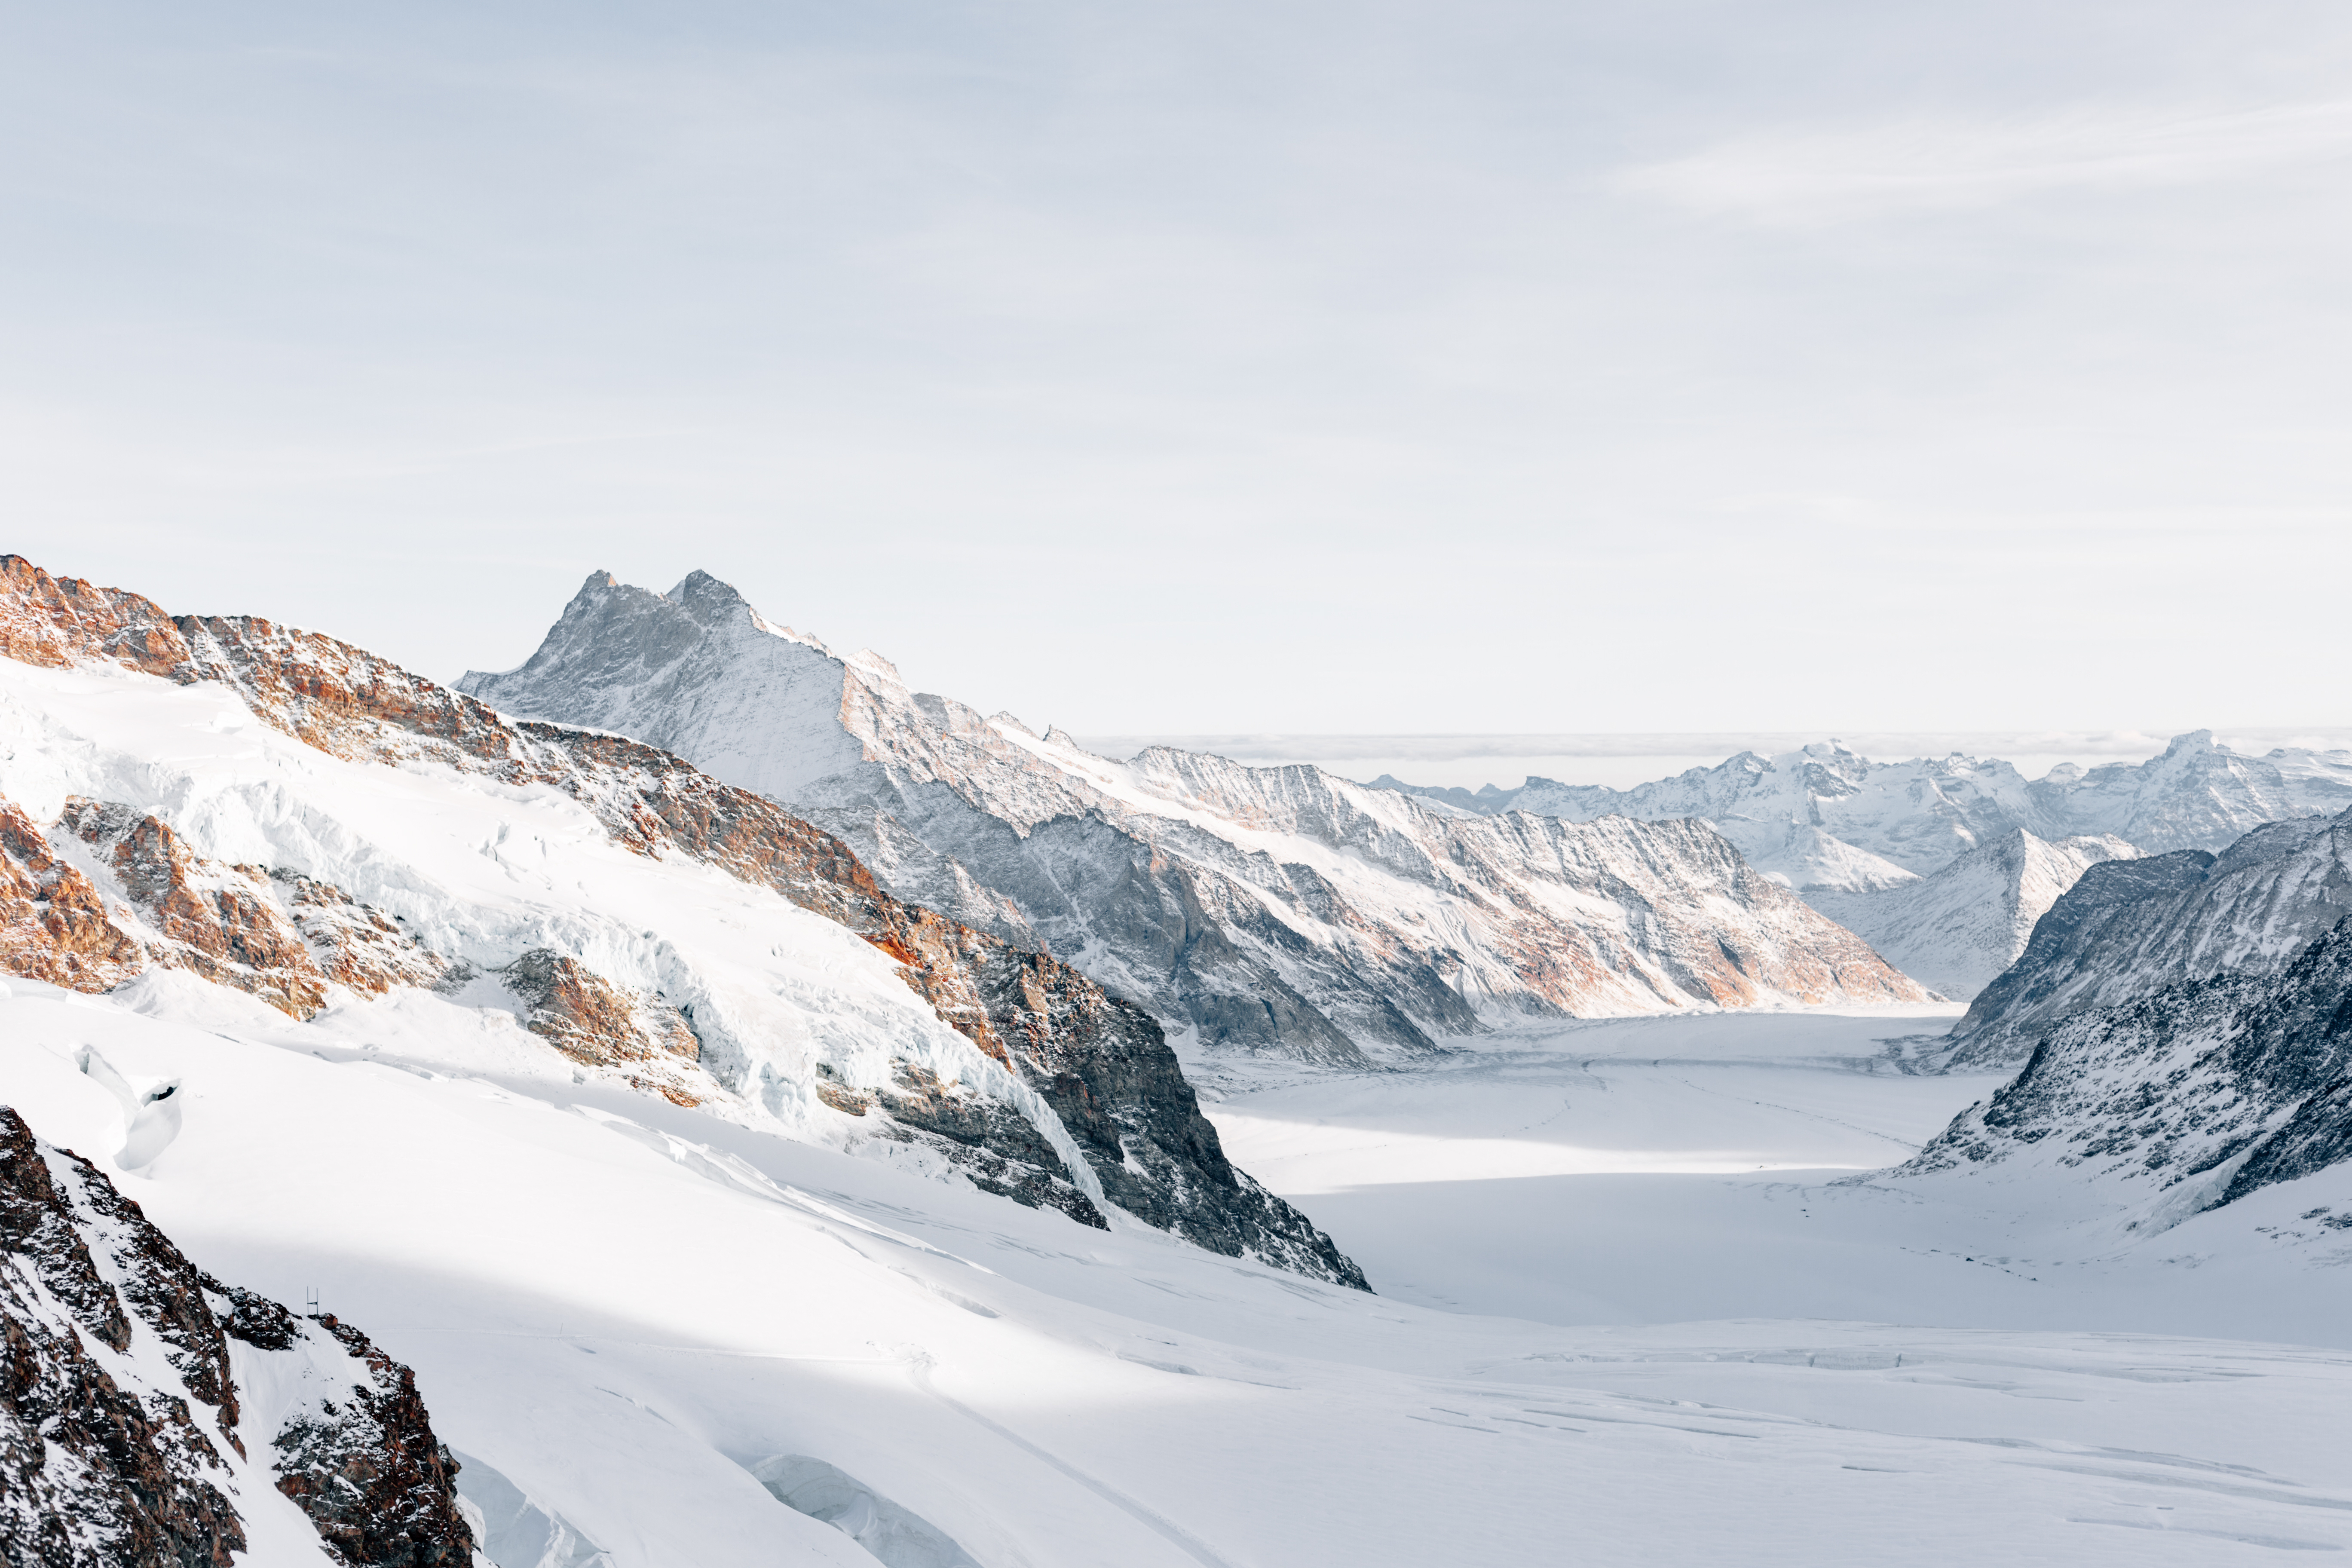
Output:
[7, 2, 2350, 736]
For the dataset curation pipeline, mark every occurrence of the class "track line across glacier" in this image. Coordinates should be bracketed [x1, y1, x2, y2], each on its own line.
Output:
[907, 1357, 1241, 1568]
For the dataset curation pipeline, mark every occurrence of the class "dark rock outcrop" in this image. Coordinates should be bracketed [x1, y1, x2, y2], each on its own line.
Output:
[0, 1107, 476, 1566]
[1945, 810, 2352, 1069]
[1893, 922, 2352, 1220]
[965, 941, 1371, 1286]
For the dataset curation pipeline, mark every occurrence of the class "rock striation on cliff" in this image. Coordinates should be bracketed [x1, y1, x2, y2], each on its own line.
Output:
[459, 571, 1931, 1066]
[0, 1105, 475, 1567]
[1945, 809, 2352, 1068]
[1891, 919, 2352, 1228]
[0, 556, 1363, 1286]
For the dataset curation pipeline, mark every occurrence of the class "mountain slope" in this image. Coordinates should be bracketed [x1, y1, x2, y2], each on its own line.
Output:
[0, 1104, 474, 1567]
[1892, 919, 2352, 1233]
[0, 555, 1361, 1286]
[1808, 830, 2139, 1001]
[459, 572, 1929, 1065]
[1948, 809, 2352, 1068]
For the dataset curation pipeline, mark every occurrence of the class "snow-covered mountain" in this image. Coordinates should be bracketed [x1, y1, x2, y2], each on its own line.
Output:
[1947, 808, 2352, 1067]
[0, 555, 1359, 1285]
[1890, 917, 2352, 1238]
[1380, 733, 2352, 1004]
[1382, 732, 2352, 889]
[459, 572, 1929, 1065]
[0, 1105, 475, 1566]
[1808, 830, 2139, 1001]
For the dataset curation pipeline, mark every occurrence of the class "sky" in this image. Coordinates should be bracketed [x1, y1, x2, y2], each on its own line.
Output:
[6, 2, 2351, 744]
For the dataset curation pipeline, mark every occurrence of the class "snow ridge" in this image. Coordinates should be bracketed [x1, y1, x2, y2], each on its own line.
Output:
[461, 573, 1929, 1066]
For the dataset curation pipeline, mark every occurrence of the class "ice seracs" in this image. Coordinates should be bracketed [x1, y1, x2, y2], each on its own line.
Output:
[0, 554, 1362, 1286]
[460, 570, 1931, 1066]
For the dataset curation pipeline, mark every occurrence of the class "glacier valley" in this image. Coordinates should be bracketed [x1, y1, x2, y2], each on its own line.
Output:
[4, 556, 2350, 1565]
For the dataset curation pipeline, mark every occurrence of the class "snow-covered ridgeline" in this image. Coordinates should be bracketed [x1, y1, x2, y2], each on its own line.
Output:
[0, 556, 1361, 1284]
[461, 572, 1929, 1066]
[1383, 732, 2352, 891]
[1885, 918, 2352, 1240]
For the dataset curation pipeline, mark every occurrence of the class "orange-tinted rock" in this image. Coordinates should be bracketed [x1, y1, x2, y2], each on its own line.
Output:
[497, 949, 698, 1068]
[0, 799, 144, 992]
[0, 559, 1369, 1277]
[0, 786, 448, 1021]
[57, 800, 328, 1020]
[268, 872, 448, 998]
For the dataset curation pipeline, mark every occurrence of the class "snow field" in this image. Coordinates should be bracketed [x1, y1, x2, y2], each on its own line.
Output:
[8, 984, 2352, 1565]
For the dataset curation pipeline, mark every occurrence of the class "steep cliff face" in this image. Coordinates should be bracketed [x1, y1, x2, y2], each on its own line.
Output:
[0, 556, 1363, 1286]
[460, 571, 1930, 1066]
[0, 1107, 475, 1567]
[1947, 810, 2352, 1068]
[1893, 922, 2352, 1228]
[1808, 830, 2140, 1002]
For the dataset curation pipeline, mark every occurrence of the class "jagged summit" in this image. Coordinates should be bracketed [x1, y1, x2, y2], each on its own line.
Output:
[1, 554, 1367, 1287]
[460, 569, 1931, 1066]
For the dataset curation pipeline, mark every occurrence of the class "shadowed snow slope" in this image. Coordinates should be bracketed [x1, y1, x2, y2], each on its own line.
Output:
[460, 572, 1927, 1066]
[10, 983, 2352, 1566]
[1809, 830, 2140, 1001]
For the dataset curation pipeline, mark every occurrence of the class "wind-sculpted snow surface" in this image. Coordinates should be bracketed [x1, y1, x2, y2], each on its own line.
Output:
[0, 555, 1363, 1286]
[461, 572, 1928, 1065]
[1948, 810, 2352, 1067]
[1894, 922, 2352, 1228]
[1387, 732, 2352, 889]
[1808, 830, 2139, 1001]
[0, 1106, 474, 1567]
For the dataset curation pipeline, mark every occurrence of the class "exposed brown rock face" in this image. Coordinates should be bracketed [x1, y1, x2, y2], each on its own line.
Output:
[0, 788, 449, 1020]
[496, 949, 709, 1106]
[57, 798, 330, 1019]
[0, 798, 144, 992]
[267, 1310, 476, 1568]
[0, 557, 1371, 1283]
[272, 871, 451, 998]
[0, 1108, 477, 1567]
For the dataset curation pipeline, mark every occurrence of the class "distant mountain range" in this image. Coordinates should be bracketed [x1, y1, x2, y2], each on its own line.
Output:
[1379, 733, 2352, 888]
[1382, 735, 2352, 1001]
